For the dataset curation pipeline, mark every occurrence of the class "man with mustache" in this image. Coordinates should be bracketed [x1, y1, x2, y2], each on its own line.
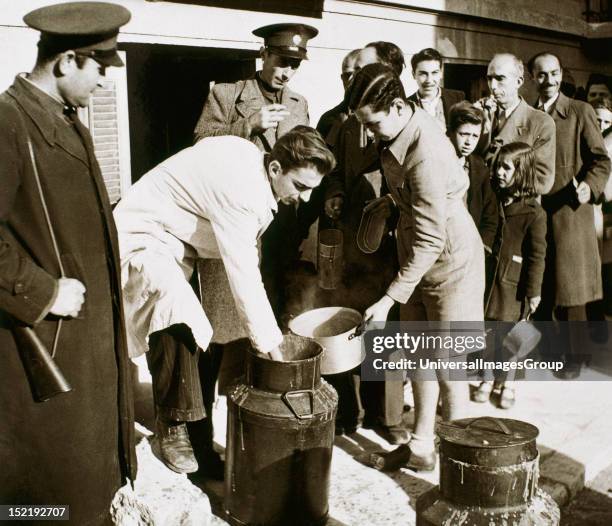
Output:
[477, 53, 556, 195]
[528, 52, 610, 378]
[407, 47, 465, 130]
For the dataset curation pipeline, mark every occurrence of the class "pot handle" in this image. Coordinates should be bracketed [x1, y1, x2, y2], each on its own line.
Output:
[464, 417, 511, 435]
[282, 389, 314, 420]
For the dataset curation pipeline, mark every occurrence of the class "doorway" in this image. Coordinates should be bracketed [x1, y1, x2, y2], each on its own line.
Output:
[120, 43, 258, 182]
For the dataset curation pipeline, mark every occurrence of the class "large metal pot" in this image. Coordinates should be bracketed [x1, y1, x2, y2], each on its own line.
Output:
[288, 307, 364, 375]
[224, 335, 337, 526]
[417, 417, 560, 525]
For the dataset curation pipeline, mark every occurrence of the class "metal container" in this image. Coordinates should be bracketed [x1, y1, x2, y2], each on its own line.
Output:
[317, 229, 343, 290]
[288, 307, 365, 375]
[417, 417, 560, 525]
[224, 335, 338, 526]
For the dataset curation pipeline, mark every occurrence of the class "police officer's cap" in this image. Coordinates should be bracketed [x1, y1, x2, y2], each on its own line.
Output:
[24, 2, 131, 67]
[253, 23, 318, 61]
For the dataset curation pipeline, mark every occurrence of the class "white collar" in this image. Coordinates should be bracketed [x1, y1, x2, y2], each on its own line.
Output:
[417, 88, 441, 106]
[537, 92, 559, 113]
[500, 97, 521, 118]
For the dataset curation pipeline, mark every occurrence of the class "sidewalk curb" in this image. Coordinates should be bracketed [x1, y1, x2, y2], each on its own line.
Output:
[539, 451, 586, 507]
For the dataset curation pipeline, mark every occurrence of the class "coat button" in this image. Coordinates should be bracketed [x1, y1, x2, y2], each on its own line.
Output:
[14, 282, 25, 294]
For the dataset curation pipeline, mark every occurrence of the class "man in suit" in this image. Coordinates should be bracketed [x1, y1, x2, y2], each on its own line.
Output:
[476, 53, 556, 195]
[407, 48, 465, 130]
[0, 3, 136, 524]
[528, 52, 610, 378]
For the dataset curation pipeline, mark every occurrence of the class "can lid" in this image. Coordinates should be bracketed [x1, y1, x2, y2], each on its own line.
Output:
[438, 417, 539, 449]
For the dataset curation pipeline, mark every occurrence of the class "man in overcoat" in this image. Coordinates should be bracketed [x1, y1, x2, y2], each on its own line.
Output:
[407, 47, 465, 130]
[477, 53, 556, 196]
[528, 52, 611, 378]
[0, 3, 136, 525]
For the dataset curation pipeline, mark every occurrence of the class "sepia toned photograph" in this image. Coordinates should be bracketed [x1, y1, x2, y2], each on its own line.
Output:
[1, 1, 611, 525]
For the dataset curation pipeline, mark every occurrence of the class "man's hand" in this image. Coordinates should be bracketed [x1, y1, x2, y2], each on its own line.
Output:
[527, 296, 541, 315]
[575, 180, 592, 205]
[49, 278, 86, 318]
[363, 294, 395, 323]
[324, 196, 344, 220]
[248, 104, 290, 134]
[473, 96, 496, 135]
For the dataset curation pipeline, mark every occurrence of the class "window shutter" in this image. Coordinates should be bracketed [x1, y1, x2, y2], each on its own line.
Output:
[81, 51, 132, 204]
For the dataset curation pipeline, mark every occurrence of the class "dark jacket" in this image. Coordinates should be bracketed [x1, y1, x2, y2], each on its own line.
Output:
[485, 197, 547, 321]
[0, 76, 136, 524]
[466, 154, 498, 250]
[407, 88, 465, 126]
[535, 93, 611, 306]
[316, 99, 348, 148]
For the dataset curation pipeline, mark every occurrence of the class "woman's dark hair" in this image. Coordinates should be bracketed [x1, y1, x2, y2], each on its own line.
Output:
[492, 142, 538, 198]
[365, 41, 405, 76]
[269, 125, 335, 175]
[447, 101, 484, 133]
[347, 63, 406, 113]
[590, 95, 612, 112]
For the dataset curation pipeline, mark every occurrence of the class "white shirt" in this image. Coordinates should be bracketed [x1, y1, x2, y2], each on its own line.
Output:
[114, 136, 282, 356]
[537, 92, 560, 113]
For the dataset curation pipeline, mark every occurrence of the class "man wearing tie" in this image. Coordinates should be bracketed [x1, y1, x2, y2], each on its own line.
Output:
[528, 52, 610, 378]
[476, 53, 556, 196]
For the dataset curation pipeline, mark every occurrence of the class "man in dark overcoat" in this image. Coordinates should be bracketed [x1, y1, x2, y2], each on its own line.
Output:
[528, 52, 611, 378]
[0, 3, 136, 524]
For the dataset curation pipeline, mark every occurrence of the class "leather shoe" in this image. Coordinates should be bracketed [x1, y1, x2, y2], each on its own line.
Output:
[366, 445, 436, 472]
[554, 357, 582, 380]
[152, 416, 199, 474]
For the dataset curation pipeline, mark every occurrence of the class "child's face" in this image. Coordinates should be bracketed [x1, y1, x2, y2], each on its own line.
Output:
[595, 107, 612, 133]
[451, 123, 481, 158]
[496, 156, 515, 189]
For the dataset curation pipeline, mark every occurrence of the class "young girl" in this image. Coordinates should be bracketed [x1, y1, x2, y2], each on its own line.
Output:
[473, 142, 547, 408]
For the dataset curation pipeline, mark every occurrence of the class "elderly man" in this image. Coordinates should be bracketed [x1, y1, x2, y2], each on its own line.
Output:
[0, 3, 135, 524]
[115, 126, 334, 475]
[477, 53, 556, 195]
[407, 47, 465, 130]
[528, 52, 611, 378]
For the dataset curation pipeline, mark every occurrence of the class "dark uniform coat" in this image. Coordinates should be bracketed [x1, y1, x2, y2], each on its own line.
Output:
[535, 93, 611, 307]
[0, 76, 136, 525]
[485, 198, 547, 321]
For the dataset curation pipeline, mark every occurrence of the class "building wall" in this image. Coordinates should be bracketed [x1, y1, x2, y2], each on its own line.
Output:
[1, 0, 609, 193]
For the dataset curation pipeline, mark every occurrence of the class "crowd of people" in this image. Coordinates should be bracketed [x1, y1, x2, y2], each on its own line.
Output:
[1, 2, 611, 524]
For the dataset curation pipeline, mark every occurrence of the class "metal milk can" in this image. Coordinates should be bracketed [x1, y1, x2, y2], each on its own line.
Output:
[224, 335, 338, 526]
[417, 417, 560, 525]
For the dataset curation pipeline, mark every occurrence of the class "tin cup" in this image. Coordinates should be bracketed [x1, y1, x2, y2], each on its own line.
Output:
[317, 229, 343, 290]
